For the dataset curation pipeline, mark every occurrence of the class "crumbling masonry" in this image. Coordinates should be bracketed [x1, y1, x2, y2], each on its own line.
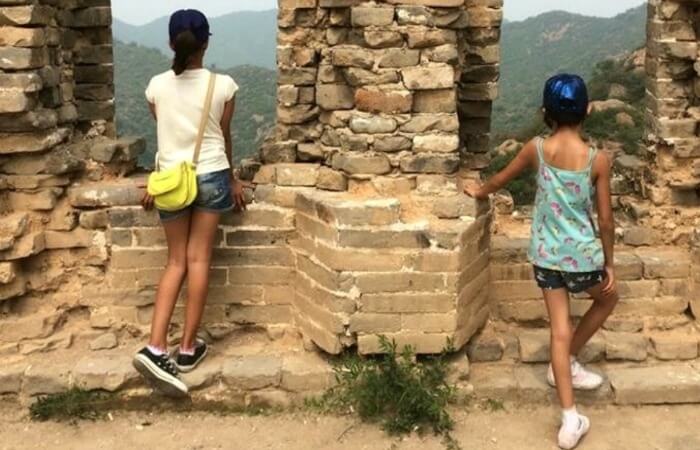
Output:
[1, 0, 700, 405]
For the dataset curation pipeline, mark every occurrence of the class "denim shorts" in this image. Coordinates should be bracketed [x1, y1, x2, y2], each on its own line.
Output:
[157, 169, 234, 222]
[533, 266, 606, 294]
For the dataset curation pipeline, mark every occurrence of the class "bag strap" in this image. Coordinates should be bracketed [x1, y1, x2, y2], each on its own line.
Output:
[193, 72, 217, 166]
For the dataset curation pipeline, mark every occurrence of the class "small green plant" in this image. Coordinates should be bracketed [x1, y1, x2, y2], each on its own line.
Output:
[482, 398, 505, 412]
[30, 389, 111, 422]
[314, 336, 458, 444]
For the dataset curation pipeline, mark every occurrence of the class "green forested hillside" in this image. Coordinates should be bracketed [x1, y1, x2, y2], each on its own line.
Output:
[114, 41, 276, 168]
[495, 5, 646, 135]
[113, 9, 277, 70]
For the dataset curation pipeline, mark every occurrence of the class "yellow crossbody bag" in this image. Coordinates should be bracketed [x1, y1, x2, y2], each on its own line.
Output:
[147, 73, 217, 212]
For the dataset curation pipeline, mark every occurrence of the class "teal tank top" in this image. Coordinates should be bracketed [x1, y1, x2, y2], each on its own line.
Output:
[528, 137, 605, 272]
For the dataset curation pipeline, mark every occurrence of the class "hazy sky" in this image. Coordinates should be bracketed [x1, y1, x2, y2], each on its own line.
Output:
[113, 0, 646, 25]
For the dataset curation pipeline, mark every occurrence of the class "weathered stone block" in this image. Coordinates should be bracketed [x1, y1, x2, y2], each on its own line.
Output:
[402, 65, 454, 90]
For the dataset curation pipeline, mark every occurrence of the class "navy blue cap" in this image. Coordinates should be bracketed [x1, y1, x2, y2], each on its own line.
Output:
[543, 74, 589, 116]
[169, 9, 211, 44]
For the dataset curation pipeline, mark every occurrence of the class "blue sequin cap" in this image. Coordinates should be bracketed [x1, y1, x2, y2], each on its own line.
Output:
[543, 74, 589, 116]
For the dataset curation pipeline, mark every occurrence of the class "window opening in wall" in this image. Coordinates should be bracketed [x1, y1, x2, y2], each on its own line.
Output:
[490, 2, 648, 207]
[112, 7, 278, 169]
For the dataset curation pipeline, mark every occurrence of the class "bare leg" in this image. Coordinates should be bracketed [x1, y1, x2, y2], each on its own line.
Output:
[570, 283, 619, 356]
[543, 288, 575, 409]
[180, 210, 221, 351]
[148, 213, 191, 350]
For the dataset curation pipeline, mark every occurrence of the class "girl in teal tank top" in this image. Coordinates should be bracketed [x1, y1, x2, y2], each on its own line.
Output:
[529, 137, 605, 272]
[464, 74, 619, 450]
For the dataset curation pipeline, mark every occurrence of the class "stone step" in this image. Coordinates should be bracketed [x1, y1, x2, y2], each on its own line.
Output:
[468, 363, 612, 406]
[0, 350, 335, 405]
[469, 362, 700, 406]
[607, 364, 700, 405]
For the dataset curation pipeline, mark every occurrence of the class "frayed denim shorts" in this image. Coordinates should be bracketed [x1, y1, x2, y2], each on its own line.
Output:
[533, 266, 606, 294]
[157, 169, 234, 222]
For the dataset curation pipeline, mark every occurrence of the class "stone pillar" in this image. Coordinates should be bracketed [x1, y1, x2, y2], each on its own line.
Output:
[645, 0, 700, 206]
[0, 0, 142, 329]
[260, 0, 503, 354]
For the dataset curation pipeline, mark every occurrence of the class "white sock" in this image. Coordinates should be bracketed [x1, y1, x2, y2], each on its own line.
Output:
[147, 345, 166, 356]
[179, 347, 195, 356]
[562, 406, 579, 426]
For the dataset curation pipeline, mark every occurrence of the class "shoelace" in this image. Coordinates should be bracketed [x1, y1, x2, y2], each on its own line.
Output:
[158, 354, 178, 375]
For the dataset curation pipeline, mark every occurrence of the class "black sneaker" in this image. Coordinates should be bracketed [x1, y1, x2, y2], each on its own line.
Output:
[133, 347, 188, 397]
[174, 340, 208, 373]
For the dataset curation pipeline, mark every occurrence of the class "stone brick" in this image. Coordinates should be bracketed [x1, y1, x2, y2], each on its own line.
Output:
[355, 89, 412, 114]
[355, 271, 446, 294]
[0, 46, 47, 69]
[468, 333, 504, 362]
[402, 65, 454, 90]
[378, 48, 421, 67]
[343, 67, 400, 86]
[0, 231, 45, 261]
[349, 313, 401, 333]
[316, 84, 354, 110]
[413, 134, 459, 153]
[608, 365, 700, 405]
[402, 313, 456, 333]
[605, 332, 648, 361]
[358, 332, 452, 355]
[23, 361, 71, 395]
[400, 153, 459, 174]
[331, 46, 375, 69]
[360, 292, 454, 313]
[351, 6, 394, 27]
[281, 354, 333, 392]
[44, 229, 96, 249]
[0, 5, 51, 26]
[413, 89, 456, 113]
[69, 183, 142, 208]
[222, 356, 282, 390]
[651, 335, 698, 360]
[0, 310, 61, 343]
[89, 332, 118, 351]
[407, 28, 456, 48]
[518, 330, 550, 363]
[364, 30, 403, 48]
[0, 364, 25, 394]
[0, 127, 70, 154]
[332, 152, 391, 175]
[636, 249, 691, 279]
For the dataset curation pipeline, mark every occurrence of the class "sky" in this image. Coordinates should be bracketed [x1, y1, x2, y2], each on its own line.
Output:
[112, 0, 647, 25]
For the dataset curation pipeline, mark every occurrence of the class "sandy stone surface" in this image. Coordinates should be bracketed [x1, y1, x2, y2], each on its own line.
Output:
[1, 402, 699, 450]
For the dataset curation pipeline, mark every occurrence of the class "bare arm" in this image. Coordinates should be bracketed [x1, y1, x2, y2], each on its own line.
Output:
[464, 139, 537, 199]
[220, 97, 247, 211]
[594, 152, 616, 293]
[148, 102, 156, 121]
[594, 153, 615, 261]
[221, 97, 235, 170]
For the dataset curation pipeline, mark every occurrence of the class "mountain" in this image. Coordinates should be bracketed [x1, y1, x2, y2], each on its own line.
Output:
[113, 9, 278, 70]
[494, 5, 646, 135]
[114, 41, 276, 168]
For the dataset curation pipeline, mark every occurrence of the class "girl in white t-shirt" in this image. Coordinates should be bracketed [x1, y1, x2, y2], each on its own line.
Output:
[133, 9, 247, 397]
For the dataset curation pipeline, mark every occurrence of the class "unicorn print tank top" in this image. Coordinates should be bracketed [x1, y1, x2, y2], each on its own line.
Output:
[528, 137, 604, 272]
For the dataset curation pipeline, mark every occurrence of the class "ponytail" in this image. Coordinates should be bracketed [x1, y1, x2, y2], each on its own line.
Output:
[172, 30, 202, 75]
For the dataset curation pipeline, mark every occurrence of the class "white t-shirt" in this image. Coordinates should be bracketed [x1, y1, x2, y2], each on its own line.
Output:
[145, 69, 238, 175]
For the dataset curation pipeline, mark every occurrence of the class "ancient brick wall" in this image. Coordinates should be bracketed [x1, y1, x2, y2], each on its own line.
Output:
[2, 0, 699, 367]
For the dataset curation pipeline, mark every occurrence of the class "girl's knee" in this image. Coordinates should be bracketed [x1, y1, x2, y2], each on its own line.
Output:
[595, 290, 619, 309]
[551, 326, 573, 345]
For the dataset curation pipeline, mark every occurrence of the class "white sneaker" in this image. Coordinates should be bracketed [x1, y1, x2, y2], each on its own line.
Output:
[558, 414, 590, 449]
[547, 358, 603, 390]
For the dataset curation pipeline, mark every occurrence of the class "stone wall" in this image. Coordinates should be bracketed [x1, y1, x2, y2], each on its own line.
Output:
[645, 0, 700, 206]
[265, 0, 502, 187]
[2, 0, 700, 370]
[0, 0, 145, 355]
